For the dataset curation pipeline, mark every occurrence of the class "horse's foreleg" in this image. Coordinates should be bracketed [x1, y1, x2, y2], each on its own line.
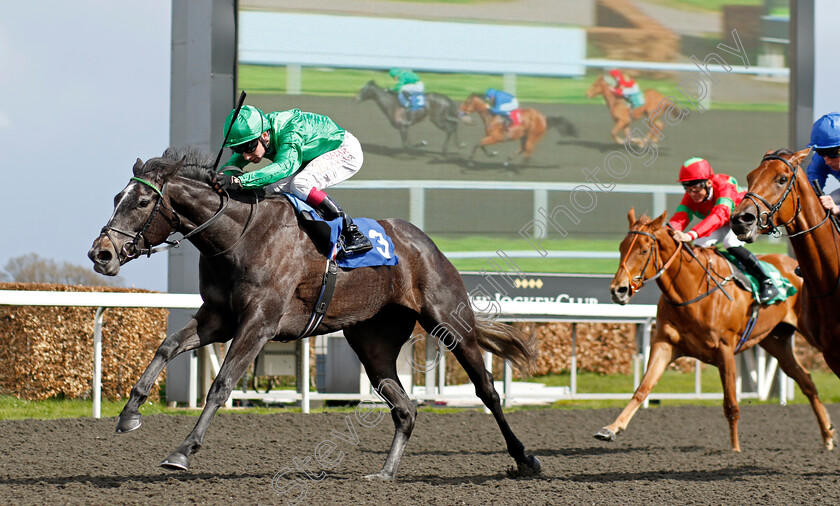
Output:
[161, 319, 273, 470]
[759, 328, 835, 449]
[117, 307, 227, 434]
[595, 341, 678, 442]
[718, 346, 741, 452]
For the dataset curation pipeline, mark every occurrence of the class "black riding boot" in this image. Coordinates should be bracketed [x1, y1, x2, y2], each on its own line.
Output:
[314, 195, 373, 256]
[727, 246, 781, 304]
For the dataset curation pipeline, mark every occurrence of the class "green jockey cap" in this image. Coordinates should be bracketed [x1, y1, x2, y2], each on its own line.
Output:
[222, 105, 268, 147]
[389, 68, 401, 77]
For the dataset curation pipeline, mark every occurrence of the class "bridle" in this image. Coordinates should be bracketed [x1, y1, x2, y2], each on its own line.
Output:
[619, 228, 683, 297]
[740, 155, 813, 237]
[100, 175, 230, 262]
[742, 153, 840, 298]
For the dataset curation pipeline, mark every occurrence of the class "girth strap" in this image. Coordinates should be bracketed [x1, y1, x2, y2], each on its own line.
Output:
[735, 303, 760, 353]
[297, 246, 340, 340]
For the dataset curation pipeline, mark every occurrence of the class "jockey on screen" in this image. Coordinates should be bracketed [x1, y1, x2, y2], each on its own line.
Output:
[211, 105, 373, 256]
[389, 68, 425, 121]
[485, 88, 519, 127]
[669, 157, 780, 304]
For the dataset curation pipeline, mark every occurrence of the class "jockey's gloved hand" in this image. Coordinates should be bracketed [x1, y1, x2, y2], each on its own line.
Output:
[212, 174, 241, 194]
[672, 230, 693, 243]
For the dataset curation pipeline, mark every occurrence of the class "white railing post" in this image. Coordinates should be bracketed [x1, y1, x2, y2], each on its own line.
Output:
[93, 307, 106, 419]
[302, 337, 310, 413]
[409, 186, 425, 230]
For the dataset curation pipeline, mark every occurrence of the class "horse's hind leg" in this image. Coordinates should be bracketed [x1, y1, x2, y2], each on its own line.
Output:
[446, 328, 540, 476]
[343, 312, 417, 480]
[117, 306, 228, 433]
[595, 339, 679, 442]
[759, 326, 835, 449]
[419, 309, 539, 476]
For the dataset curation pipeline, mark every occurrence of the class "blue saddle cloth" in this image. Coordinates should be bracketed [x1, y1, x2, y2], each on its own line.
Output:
[399, 92, 426, 110]
[283, 194, 399, 269]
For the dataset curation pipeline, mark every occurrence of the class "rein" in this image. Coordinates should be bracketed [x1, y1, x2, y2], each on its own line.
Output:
[620, 229, 683, 296]
[102, 176, 230, 260]
[621, 228, 734, 306]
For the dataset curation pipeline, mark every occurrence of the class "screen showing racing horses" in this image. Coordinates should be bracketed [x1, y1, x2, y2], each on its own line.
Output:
[235, 1, 790, 262]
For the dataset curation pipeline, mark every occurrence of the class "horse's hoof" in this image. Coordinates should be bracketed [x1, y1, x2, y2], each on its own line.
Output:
[509, 455, 541, 477]
[418, 140, 428, 147]
[115, 414, 142, 434]
[160, 452, 190, 471]
[593, 427, 616, 442]
[363, 471, 393, 481]
[490, 151, 499, 157]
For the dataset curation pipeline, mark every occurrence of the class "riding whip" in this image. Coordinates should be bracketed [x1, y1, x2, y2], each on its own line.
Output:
[212, 90, 247, 172]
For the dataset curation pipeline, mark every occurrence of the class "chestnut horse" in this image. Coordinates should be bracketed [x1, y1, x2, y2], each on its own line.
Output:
[586, 74, 672, 146]
[86, 146, 541, 478]
[598, 208, 834, 451]
[731, 148, 840, 378]
[458, 93, 547, 167]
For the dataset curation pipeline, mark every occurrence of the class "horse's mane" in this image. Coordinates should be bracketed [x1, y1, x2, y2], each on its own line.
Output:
[137, 146, 216, 184]
[762, 148, 794, 161]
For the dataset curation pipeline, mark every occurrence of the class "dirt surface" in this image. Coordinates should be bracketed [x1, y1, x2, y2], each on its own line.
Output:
[2, 404, 839, 504]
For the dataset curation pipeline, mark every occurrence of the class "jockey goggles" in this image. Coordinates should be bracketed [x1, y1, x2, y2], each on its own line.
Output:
[231, 138, 260, 154]
[681, 179, 708, 193]
[815, 146, 840, 159]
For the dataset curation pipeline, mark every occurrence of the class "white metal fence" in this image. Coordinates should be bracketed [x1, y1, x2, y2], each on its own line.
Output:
[0, 290, 792, 417]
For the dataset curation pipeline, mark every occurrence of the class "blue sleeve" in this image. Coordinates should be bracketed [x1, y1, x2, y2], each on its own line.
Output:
[807, 156, 829, 190]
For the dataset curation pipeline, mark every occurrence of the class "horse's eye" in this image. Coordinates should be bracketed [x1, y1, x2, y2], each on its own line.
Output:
[138, 198, 152, 208]
[638, 249, 648, 255]
[778, 176, 788, 184]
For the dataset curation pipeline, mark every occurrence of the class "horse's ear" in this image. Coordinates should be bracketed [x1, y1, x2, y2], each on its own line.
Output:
[627, 207, 636, 226]
[160, 156, 185, 180]
[132, 158, 144, 176]
[650, 210, 668, 229]
[791, 147, 811, 166]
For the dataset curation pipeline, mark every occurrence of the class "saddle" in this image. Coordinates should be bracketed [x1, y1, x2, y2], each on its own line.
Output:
[281, 194, 399, 270]
[714, 249, 796, 304]
[405, 92, 426, 111]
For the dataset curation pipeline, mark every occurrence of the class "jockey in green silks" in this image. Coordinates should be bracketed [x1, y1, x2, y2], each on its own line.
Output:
[213, 105, 373, 256]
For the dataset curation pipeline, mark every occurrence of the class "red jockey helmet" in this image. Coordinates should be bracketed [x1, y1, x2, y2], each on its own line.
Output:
[609, 69, 623, 79]
[677, 157, 714, 183]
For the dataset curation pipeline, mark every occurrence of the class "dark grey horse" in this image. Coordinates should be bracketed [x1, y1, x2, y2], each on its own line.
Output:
[87, 146, 540, 479]
[355, 80, 464, 154]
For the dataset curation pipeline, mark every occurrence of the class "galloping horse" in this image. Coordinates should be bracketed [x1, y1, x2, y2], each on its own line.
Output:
[87, 146, 541, 478]
[355, 80, 463, 154]
[731, 148, 840, 379]
[458, 93, 547, 167]
[598, 208, 834, 451]
[586, 74, 672, 146]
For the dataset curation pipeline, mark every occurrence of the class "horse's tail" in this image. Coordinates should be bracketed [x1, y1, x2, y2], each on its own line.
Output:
[427, 93, 461, 124]
[546, 116, 579, 138]
[474, 317, 538, 375]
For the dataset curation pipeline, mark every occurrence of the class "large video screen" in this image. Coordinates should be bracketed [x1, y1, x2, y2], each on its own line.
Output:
[235, 1, 789, 246]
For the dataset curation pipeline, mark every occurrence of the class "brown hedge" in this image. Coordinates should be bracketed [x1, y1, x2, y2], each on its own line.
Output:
[0, 283, 168, 401]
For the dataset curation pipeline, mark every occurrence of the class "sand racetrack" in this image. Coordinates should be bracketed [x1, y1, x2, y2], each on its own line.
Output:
[2, 404, 839, 504]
